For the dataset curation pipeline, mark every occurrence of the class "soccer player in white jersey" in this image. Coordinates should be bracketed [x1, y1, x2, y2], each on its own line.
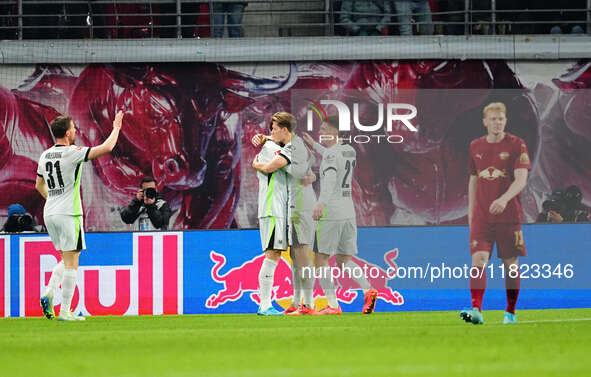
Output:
[251, 112, 294, 316]
[252, 116, 318, 315]
[37, 111, 124, 321]
[304, 116, 378, 315]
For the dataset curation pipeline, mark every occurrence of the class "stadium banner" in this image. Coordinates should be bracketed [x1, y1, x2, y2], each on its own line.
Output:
[1, 61, 590, 231]
[1, 224, 589, 317]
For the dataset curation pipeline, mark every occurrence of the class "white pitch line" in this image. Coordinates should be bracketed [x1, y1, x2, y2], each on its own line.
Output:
[518, 318, 591, 324]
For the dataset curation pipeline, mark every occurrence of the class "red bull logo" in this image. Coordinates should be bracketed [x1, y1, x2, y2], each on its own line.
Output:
[206, 248, 404, 310]
[13, 233, 183, 317]
[206, 251, 293, 308]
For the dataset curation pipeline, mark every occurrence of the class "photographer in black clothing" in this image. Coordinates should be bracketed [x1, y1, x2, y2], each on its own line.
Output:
[2, 203, 43, 233]
[120, 177, 172, 230]
[537, 185, 589, 223]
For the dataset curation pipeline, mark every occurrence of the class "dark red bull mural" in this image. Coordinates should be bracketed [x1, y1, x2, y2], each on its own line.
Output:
[1, 61, 590, 229]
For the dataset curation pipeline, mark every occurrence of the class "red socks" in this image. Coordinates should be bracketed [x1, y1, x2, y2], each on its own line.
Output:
[470, 267, 487, 311]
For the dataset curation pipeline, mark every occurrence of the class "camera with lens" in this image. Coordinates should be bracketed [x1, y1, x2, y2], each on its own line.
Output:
[542, 198, 562, 212]
[538, 185, 588, 223]
[3, 213, 34, 232]
[542, 188, 566, 213]
[143, 187, 157, 200]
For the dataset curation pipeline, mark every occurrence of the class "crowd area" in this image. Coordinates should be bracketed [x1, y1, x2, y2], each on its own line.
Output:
[0, 0, 588, 39]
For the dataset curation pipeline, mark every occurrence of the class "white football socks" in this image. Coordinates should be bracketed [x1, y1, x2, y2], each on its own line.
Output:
[291, 265, 302, 307]
[60, 269, 77, 315]
[42, 261, 64, 298]
[301, 267, 315, 308]
[318, 267, 338, 308]
[258, 258, 278, 311]
[344, 260, 371, 293]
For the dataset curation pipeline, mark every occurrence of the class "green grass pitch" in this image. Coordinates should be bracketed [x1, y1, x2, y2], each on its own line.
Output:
[1, 308, 590, 377]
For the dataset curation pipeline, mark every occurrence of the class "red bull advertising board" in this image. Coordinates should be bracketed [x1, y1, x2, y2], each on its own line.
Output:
[1, 224, 590, 317]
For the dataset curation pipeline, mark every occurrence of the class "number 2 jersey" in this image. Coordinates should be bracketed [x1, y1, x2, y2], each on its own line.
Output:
[318, 143, 356, 220]
[37, 144, 90, 217]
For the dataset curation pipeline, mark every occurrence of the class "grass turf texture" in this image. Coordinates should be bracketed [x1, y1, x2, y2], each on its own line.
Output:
[1, 308, 590, 377]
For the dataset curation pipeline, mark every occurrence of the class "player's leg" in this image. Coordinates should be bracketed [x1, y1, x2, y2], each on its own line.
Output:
[257, 216, 287, 316]
[460, 250, 489, 324]
[334, 219, 377, 313]
[286, 246, 301, 313]
[314, 220, 341, 314]
[57, 215, 86, 321]
[315, 252, 341, 314]
[498, 224, 526, 324]
[336, 253, 378, 314]
[287, 244, 317, 315]
[257, 249, 284, 316]
[58, 249, 85, 321]
[502, 256, 520, 324]
[40, 251, 64, 319]
[461, 221, 493, 324]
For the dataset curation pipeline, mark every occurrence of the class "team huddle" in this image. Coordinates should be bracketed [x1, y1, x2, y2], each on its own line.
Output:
[36, 101, 529, 323]
[251, 112, 378, 316]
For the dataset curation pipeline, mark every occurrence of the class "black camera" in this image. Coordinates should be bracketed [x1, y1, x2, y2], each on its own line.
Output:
[143, 187, 157, 200]
[542, 199, 562, 212]
[4, 214, 34, 232]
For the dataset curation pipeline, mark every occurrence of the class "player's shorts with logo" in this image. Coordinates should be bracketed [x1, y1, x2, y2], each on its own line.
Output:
[314, 218, 358, 256]
[291, 211, 315, 247]
[469, 222, 526, 259]
[259, 216, 289, 251]
[44, 214, 86, 251]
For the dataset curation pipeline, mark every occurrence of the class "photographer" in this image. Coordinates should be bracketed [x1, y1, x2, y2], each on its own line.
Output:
[2, 203, 43, 233]
[537, 185, 589, 223]
[120, 177, 172, 231]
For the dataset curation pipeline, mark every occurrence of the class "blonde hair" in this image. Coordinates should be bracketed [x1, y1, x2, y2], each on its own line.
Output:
[270, 112, 296, 132]
[483, 102, 507, 118]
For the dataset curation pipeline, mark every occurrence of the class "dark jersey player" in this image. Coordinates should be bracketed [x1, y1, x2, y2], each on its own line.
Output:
[461, 102, 531, 325]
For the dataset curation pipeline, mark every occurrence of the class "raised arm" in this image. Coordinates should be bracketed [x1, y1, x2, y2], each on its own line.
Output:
[87, 111, 124, 161]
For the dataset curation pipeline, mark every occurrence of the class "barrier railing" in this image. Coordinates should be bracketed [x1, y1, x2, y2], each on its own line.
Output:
[1, 1, 590, 39]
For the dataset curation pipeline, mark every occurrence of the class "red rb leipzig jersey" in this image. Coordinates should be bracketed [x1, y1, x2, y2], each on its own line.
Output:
[468, 133, 531, 224]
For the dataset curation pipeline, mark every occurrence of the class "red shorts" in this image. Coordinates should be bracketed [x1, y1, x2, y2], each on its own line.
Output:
[469, 222, 527, 259]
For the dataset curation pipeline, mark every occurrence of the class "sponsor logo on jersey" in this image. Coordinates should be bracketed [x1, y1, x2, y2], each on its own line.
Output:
[478, 166, 507, 180]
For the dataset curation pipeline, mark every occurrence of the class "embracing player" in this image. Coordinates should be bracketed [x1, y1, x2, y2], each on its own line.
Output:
[461, 102, 530, 325]
[251, 112, 295, 316]
[37, 111, 124, 321]
[252, 113, 318, 315]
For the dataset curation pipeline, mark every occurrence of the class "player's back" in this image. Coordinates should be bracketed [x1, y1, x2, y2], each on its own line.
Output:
[256, 141, 291, 219]
[319, 143, 356, 220]
[37, 144, 90, 217]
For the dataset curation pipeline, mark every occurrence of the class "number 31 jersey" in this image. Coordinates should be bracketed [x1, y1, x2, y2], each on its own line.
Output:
[37, 144, 90, 217]
[318, 143, 356, 220]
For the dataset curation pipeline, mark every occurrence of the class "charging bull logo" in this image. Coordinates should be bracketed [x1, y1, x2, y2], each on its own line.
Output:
[478, 167, 507, 181]
[16, 233, 183, 317]
[206, 248, 403, 310]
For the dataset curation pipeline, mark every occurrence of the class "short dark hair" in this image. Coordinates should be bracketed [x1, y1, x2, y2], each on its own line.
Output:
[324, 115, 339, 130]
[270, 112, 296, 132]
[140, 176, 157, 187]
[50, 115, 73, 138]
